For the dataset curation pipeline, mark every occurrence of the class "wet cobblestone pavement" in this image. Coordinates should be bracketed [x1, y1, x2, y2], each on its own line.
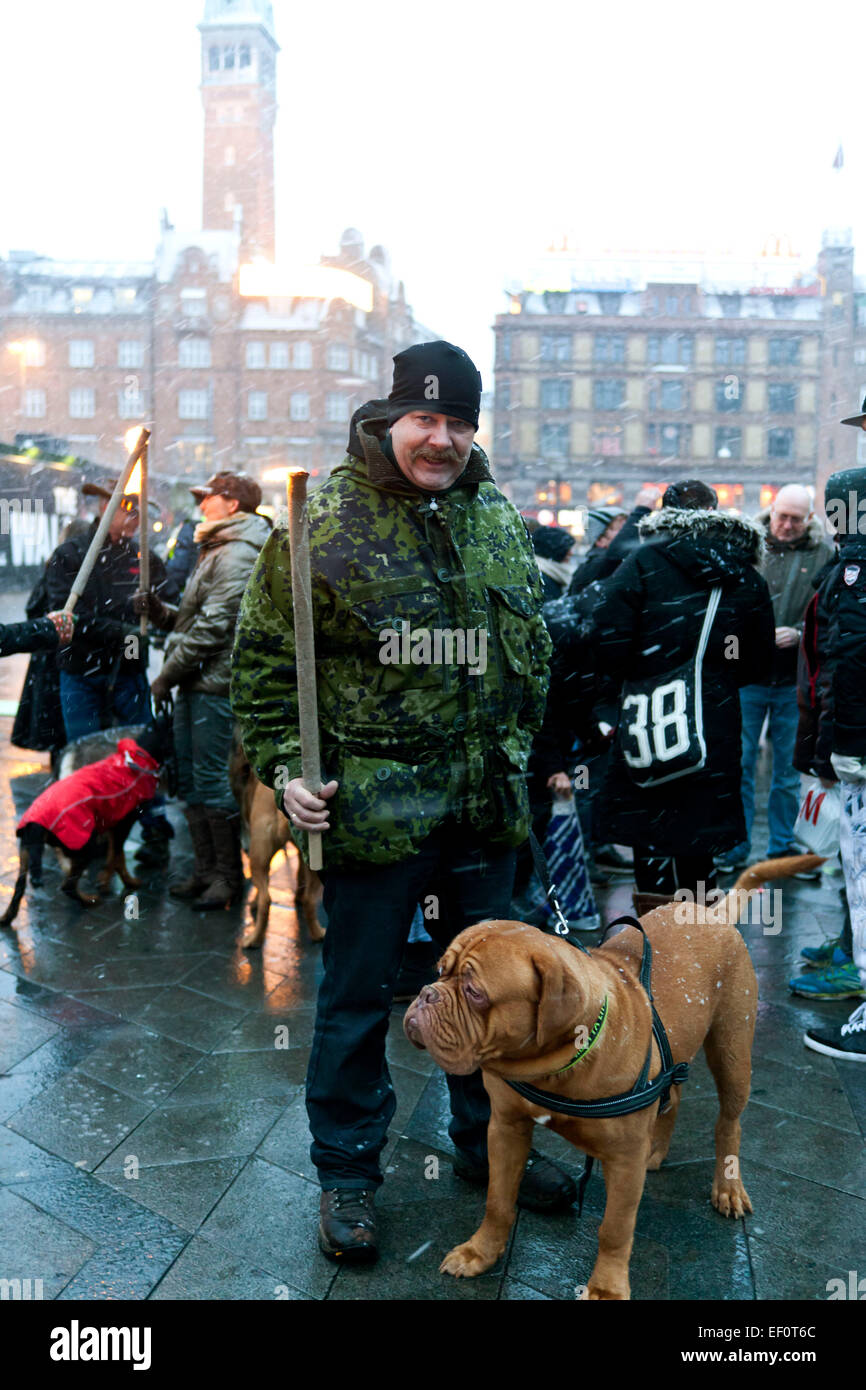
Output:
[1, 719, 864, 1301]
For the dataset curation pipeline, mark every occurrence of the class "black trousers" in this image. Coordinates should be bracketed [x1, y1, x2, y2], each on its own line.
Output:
[632, 849, 717, 896]
[306, 821, 517, 1190]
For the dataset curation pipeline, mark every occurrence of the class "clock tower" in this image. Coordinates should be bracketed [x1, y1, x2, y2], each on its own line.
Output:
[199, 0, 279, 260]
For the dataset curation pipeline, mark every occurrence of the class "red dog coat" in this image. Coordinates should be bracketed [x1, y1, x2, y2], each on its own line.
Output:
[18, 738, 161, 851]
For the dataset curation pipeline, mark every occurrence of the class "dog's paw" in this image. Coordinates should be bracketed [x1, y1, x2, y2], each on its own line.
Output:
[712, 1177, 753, 1219]
[585, 1283, 630, 1301]
[439, 1240, 498, 1278]
[239, 924, 265, 950]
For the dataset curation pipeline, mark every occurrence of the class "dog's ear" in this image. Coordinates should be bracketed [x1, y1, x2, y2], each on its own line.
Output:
[532, 945, 579, 1053]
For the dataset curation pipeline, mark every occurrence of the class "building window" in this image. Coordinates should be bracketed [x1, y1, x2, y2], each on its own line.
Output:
[179, 337, 212, 368]
[245, 341, 266, 369]
[290, 391, 310, 421]
[715, 337, 746, 365]
[540, 423, 569, 460]
[767, 427, 794, 459]
[768, 382, 798, 413]
[665, 296, 679, 315]
[73, 287, 93, 307]
[591, 426, 622, 457]
[325, 393, 349, 422]
[118, 389, 146, 419]
[248, 391, 268, 421]
[593, 334, 626, 364]
[293, 341, 312, 369]
[500, 333, 511, 363]
[209, 46, 220, 70]
[118, 340, 145, 368]
[224, 145, 236, 166]
[660, 380, 684, 410]
[715, 426, 742, 459]
[269, 342, 289, 368]
[24, 389, 46, 418]
[239, 44, 251, 67]
[540, 334, 571, 362]
[326, 343, 350, 371]
[540, 378, 570, 409]
[718, 294, 742, 316]
[593, 378, 626, 410]
[498, 382, 511, 410]
[69, 339, 95, 368]
[768, 336, 801, 365]
[69, 388, 95, 418]
[20, 340, 46, 366]
[715, 379, 742, 412]
[597, 292, 623, 316]
[224, 46, 235, 68]
[658, 423, 686, 457]
[178, 389, 209, 420]
[180, 289, 207, 317]
[647, 333, 692, 365]
[855, 348, 866, 366]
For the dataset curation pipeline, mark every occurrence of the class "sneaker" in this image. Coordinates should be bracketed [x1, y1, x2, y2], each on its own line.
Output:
[453, 1148, 577, 1214]
[804, 1002, 866, 1061]
[715, 851, 749, 875]
[800, 936, 847, 968]
[593, 845, 634, 876]
[318, 1188, 378, 1263]
[789, 961, 865, 999]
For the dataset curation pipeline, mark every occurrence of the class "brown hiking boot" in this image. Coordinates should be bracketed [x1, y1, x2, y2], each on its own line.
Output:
[169, 805, 215, 899]
[318, 1189, 378, 1263]
[194, 809, 243, 910]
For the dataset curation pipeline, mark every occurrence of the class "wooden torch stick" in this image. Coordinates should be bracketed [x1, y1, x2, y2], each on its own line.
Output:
[63, 428, 151, 616]
[286, 469, 323, 871]
[138, 433, 150, 639]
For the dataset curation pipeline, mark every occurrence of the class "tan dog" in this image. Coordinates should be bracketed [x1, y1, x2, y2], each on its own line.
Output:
[228, 732, 324, 950]
[403, 855, 823, 1300]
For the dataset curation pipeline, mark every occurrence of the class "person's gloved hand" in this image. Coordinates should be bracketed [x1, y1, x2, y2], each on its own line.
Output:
[133, 590, 173, 629]
[151, 673, 173, 705]
[830, 753, 866, 783]
[47, 611, 75, 643]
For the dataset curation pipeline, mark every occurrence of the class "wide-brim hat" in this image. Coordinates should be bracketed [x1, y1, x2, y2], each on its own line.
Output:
[841, 395, 866, 427]
[81, 478, 159, 514]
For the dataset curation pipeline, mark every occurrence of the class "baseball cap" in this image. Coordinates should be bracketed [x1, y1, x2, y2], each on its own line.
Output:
[190, 471, 262, 514]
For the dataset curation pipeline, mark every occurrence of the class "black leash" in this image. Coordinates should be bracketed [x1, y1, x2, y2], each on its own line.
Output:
[527, 829, 592, 954]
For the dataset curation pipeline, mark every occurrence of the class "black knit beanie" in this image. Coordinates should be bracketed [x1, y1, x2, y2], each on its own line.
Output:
[387, 340, 482, 429]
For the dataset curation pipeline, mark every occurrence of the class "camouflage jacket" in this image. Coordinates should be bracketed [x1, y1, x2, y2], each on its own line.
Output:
[231, 419, 552, 868]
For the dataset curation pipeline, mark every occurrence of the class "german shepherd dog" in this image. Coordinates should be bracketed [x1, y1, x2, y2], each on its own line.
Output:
[229, 728, 325, 950]
[1, 719, 174, 928]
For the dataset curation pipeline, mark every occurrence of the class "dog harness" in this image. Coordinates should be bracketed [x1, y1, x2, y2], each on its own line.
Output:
[517, 834, 690, 1213]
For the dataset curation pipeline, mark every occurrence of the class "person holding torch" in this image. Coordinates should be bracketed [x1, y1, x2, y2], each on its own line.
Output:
[231, 342, 576, 1267]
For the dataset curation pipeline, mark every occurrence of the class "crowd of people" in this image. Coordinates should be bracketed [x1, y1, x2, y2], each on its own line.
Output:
[2, 336, 864, 1268]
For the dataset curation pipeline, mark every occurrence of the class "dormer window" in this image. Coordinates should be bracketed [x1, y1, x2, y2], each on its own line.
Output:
[224, 46, 235, 69]
[239, 45, 251, 67]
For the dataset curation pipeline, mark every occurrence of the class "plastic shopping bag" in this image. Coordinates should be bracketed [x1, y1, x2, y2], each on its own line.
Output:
[541, 797, 600, 933]
[793, 776, 841, 857]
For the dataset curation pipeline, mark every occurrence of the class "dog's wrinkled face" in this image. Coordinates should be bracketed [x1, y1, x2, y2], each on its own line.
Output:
[403, 920, 580, 1075]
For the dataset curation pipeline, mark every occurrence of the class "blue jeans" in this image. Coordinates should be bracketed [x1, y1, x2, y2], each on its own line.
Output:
[736, 684, 801, 857]
[307, 822, 516, 1189]
[172, 689, 236, 811]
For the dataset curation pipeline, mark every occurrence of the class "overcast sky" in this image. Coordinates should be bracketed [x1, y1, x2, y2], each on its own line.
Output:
[3, 0, 864, 380]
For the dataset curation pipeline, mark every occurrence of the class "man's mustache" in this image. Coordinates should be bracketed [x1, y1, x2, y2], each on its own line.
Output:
[412, 447, 464, 466]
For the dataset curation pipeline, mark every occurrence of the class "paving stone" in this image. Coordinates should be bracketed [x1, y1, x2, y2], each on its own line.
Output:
[0, 998, 59, 1069]
[68, 985, 174, 1028]
[76, 1025, 203, 1104]
[0, 1127, 77, 1185]
[199, 1156, 335, 1298]
[131, 984, 249, 1051]
[0, 1185, 96, 1298]
[150, 1233, 309, 1300]
[836, 1062, 866, 1140]
[509, 1204, 671, 1301]
[162, 1047, 308, 1106]
[734, 1160, 866, 1271]
[95, 1156, 246, 1230]
[9, 1168, 190, 1300]
[6, 1071, 152, 1170]
[739, 1102, 866, 1199]
[212, 1005, 317, 1053]
[500, 1277, 554, 1300]
[749, 1235, 853, 1301]
[94, 1095, 284, 1169]
[175, 954, 290, 1010]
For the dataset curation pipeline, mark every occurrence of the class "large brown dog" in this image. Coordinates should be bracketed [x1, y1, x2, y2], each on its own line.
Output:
[229, 731, 324, 950]
[403, 855, 823, 1300]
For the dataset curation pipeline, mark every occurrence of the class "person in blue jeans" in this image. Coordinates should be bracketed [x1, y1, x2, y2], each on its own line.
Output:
[723, 485, 834, 870]
[45, 479, 172, 857]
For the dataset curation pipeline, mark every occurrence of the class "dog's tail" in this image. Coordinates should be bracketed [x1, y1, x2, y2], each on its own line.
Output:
[0, 846, 30, 927]
[706, 854, 827, 925]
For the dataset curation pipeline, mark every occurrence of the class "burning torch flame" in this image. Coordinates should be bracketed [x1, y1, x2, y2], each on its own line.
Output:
[123, 427, 145, 494]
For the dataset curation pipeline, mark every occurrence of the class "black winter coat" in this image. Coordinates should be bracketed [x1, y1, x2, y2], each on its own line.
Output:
[796, 536, 866, 774]
[590, 508, 775, 856]
[44, 521, 168, 679]
[11, 572, 64, 753]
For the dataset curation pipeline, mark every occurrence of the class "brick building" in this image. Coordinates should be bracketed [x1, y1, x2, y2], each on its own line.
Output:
[493, 237, 866, 518]
[0, 0, 429, 503]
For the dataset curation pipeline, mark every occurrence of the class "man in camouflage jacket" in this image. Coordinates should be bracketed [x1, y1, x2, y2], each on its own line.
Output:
[232, 342, 573, 1262]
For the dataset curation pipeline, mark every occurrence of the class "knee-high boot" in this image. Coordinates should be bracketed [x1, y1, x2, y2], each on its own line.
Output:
[169, 805, 216, 900]
[195, 808, 244, 910]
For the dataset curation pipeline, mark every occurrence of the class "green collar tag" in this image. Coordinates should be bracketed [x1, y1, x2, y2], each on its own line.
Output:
[554, 995, 609, 1075]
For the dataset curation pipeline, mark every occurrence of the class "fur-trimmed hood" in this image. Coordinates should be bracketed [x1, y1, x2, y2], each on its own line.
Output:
[753, 506, 829, 551]
[637, 506, 765, 586]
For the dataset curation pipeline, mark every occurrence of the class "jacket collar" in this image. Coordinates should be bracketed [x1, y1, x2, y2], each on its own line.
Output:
[638, 506, 765, 563]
